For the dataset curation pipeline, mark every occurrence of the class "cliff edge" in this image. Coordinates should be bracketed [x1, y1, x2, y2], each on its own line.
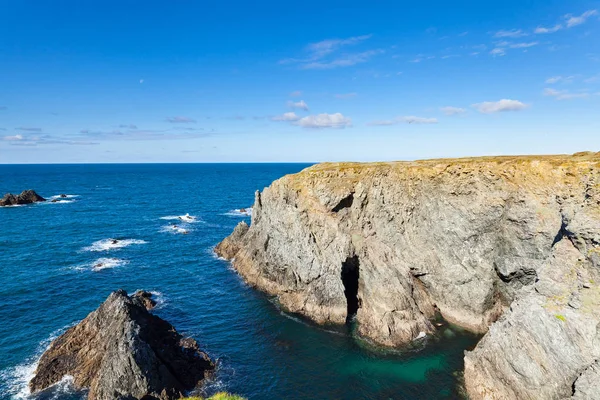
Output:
[217, 152, 600, 400]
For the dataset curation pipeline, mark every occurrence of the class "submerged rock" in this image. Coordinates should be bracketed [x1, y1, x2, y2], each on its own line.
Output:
[0, 190, 45, 206]
[29, 290, 214, 400]
[216, 152, 600, 399]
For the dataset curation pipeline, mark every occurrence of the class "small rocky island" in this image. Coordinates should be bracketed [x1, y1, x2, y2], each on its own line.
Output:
[0, 190, 45, 206]
[29, 290, 214, 400]
[217, 152, 600, 400]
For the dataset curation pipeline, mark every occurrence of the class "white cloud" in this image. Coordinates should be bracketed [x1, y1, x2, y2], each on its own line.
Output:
[543, 88, 590, 100]
[472, 99, 528, 113]
[440, 106, 467, 116]
[335, 93, 358, 99]
[289, 90, 302, 97]
[302, 49, 384, 69]
[287, 100, 309, 111]
[367, 116, 438, 126]
[367, 120, 398, 126]
[306, 35, 372, 59]
[584, 74, 600, 83]
[565, 10, 598, 28]
[545, 75, 575, 84]
[509, 42, 538, 49]
[400, 116, 438, 124]
[411, 54, 435, 63]
[271, 112, 300, 122]
[166, 116, 196, 123]
[490, 48, 506, 57]
[280, 35, 379, 69]
[3, 134, 23, 141]
[295, 113, 352, 129]
[494, 29, 528, 38]
[535, 24, 563, 34]
[546, 76, 562, 84]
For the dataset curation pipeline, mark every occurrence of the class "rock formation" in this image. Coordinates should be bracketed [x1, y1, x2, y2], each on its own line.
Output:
[216, 152, 600, 400]
[29, 290, 214, 400]
[0, 190, 45, 206]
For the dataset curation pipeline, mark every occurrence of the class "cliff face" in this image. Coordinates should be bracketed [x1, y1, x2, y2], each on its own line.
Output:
[217, 152, 600, 400]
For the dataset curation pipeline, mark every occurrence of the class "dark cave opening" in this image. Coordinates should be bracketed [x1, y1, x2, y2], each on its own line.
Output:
[332, 193, 354, 212]
[341, 255, 360, 323]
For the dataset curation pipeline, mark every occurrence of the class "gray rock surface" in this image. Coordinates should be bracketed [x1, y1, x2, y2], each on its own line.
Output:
[572, 360, 600, 399]
[0, 190, 45, 206]
[29, 290, 214, 400]
[216, 152, 600, 400]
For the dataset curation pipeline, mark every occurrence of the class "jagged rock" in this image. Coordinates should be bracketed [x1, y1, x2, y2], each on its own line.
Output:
[60, 194, 68, 198]
[132, 290, 157, 310]
[0, 190, 45, 206]
[29, 290, 214, 400]
[216, 152, 600, 399]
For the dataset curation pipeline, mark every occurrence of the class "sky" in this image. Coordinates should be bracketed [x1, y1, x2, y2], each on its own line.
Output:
[1, 0, 599, 163]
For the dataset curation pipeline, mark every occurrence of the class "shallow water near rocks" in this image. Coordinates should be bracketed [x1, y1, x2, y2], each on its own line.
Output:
[0, 164, 480, 400]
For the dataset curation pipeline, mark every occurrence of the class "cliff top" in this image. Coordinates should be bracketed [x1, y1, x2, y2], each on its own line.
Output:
[303, 152, 600, 174]
[273, 152, 600, 214]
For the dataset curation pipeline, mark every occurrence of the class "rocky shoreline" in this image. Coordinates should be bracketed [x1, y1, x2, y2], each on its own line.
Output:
[216, 152, 600, 399]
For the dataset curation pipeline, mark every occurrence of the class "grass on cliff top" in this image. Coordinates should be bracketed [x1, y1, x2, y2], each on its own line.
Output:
[182, 393, 246, 400]
[303, 151, 600, 174]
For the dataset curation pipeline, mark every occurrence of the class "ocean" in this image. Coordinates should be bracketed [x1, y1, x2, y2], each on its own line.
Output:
[0, 164, 479, 400]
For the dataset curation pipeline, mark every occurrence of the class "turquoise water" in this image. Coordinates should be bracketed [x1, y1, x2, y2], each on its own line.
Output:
[0, 164, 479, 400]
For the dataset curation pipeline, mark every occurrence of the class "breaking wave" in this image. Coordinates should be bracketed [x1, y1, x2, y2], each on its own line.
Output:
[82, 238, 147, 252]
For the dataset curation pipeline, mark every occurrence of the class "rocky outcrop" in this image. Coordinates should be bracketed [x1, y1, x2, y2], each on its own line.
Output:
[29, 290, 214, 400]
[0, 190, 45, 206]
[216, 152, 600, 400]
[132, 289, 157, 310]
[215, 221, 248, 259]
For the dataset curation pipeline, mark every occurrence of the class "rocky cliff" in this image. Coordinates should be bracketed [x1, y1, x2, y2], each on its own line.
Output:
[216, 152, 600, 400]
[30, 290, 214, 400]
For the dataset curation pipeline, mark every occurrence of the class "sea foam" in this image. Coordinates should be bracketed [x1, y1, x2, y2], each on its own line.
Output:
[224, 208, 252, 217]
[160, 224, 192, 235]
[0, 325, 75, 399]
[83, 238, 147, 252]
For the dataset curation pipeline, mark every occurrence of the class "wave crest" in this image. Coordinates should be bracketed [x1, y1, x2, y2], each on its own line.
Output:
[83, 239, 147, 252]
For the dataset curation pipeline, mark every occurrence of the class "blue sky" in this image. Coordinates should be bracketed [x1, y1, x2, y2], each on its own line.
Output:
[1, 0, 599, 163]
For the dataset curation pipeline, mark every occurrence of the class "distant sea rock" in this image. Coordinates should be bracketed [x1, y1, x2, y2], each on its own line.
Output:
[29, 289, 214, 400]
[216, 152, 600, 400]
[0, 190, 45, 206]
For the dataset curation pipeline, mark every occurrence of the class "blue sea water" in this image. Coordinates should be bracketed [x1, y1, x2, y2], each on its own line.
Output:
[0, 164, 479, 400]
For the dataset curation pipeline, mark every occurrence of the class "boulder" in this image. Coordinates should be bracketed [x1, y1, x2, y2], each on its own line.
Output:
[132, 290, 157, 310]
[29, 290, 214, 400]
[0, 190, 45, 206]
